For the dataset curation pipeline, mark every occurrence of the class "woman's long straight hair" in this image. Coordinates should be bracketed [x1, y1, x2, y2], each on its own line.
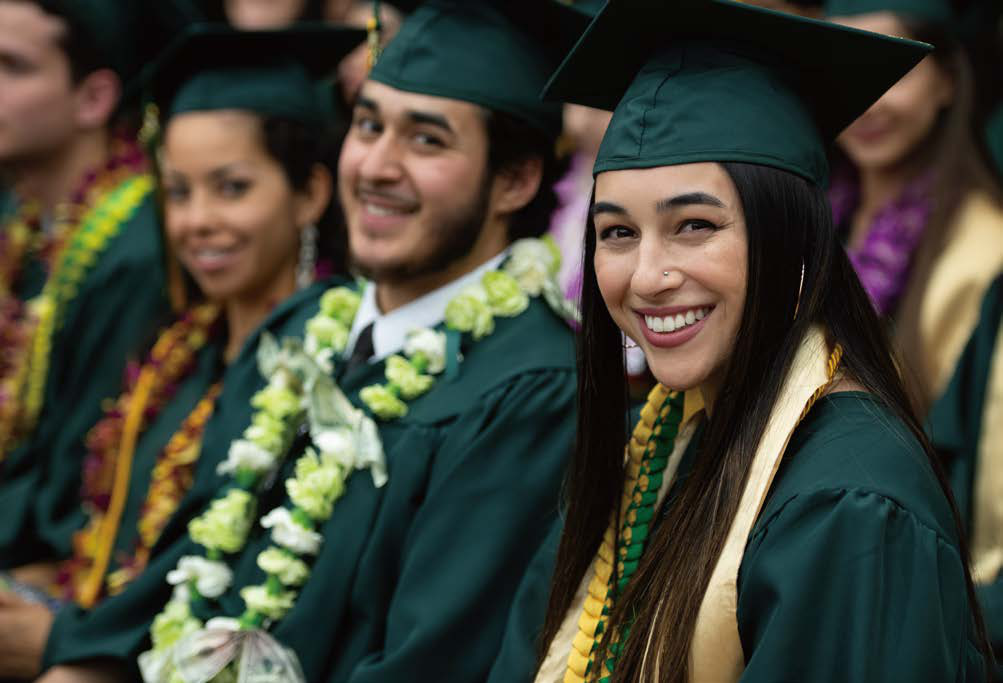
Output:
[540, 161, 991, 682]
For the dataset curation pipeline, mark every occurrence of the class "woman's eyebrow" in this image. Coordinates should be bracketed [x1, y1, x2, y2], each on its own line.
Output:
[591, 201, 627, 216]
[656, 192, 725, 212]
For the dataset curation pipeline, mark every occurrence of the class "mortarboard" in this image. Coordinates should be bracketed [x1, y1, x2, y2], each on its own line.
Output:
[368, 0, 594, 139]
[145, 23, 365, 126]
[544, 0, 931, 185]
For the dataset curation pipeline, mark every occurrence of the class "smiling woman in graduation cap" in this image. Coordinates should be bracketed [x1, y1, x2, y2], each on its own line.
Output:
[531, 1, 992, 681]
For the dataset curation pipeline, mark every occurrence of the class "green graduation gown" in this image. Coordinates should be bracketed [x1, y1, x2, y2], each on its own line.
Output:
[42, 288, 577, 683]
[929, 272, 1003, 680]
[40, 281, 333, 667]
[493, 392, 985, 682]
[987, 104, 1003, 178]
[0, 185, 171, 567]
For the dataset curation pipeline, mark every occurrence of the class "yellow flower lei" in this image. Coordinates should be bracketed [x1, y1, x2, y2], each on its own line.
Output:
[0, 203, 38, 298]
[5, 173, 154, 456]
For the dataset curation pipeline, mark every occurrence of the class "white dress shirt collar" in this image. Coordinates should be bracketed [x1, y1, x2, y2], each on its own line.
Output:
[345, 251, 508, 362]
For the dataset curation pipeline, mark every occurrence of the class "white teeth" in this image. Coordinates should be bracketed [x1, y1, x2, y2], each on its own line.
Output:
[365, 202, 407, 216]
[642, 307, 711, 334]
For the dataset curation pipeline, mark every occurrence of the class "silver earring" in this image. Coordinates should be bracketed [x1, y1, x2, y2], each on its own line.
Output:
[623, 334, 639, 349]
[296, 223, 318, 290]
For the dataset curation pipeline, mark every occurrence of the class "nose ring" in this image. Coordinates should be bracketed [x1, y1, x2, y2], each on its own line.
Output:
[663, 271, 669, 277]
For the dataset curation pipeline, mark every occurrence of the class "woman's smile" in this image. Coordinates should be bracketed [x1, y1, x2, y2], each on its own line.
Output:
[634, 305, 714, 348]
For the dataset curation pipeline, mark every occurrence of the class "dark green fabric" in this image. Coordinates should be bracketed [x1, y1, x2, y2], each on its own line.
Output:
[41, 280, 333, 670]
[43, 286, 577, 683]
[149, 24, 365, 126]
[370, 0, 591, 138]
[929, 273, 1003, 680]
[987, 104, 1003, 179]
[490, 393, 984, 681]
[0, 189, 170, 567]
[544, 0, 931, 186]
[738, 392, 984, 681]
[825, 0, 953, 25]
[594, 45, 829, 184]
[50, 0, 203, 92]
[50, 0, 143, 79]
[488, 521, 562, 683]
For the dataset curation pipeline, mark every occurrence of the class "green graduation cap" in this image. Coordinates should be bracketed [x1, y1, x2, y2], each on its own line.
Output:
[543, 0, 931, 185]
[368, 0, 594, 139]
[825, 0, 954, 26]
[145, 23, 366, 127]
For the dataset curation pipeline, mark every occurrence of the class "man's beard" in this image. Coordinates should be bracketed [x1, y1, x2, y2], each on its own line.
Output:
[350, 172, 494, 285]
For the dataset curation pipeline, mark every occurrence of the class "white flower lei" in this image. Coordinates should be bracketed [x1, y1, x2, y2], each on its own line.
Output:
[139, 237, 575, 682]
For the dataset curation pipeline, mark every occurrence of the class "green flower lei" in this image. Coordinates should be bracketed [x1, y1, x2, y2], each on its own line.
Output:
[23, 174, 154, 435]
[140, 237, 576, 682]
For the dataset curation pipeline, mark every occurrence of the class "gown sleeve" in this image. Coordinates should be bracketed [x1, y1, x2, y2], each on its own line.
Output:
[737, 487, 985, 683]
[335, 368, 575, 683]
[486, 520, 563, 683]
[41, 535, 197, 674]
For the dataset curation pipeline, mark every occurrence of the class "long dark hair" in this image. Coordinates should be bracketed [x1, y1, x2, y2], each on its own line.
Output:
[840, 19, 1002, 411]
[540, 161, 991, 681]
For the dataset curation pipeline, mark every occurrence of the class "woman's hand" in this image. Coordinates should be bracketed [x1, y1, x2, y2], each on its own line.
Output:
[0, 589, 54, 678]
[9, 561, 62, 590]
[37, 662, 131, 683]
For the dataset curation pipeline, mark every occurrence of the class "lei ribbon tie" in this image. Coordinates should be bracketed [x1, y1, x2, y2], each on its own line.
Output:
[169, 620, 305, 683]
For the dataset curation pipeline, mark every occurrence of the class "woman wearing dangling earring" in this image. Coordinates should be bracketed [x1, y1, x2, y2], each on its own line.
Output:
[0, 24, 365, 682]
[513, 2, 994, 682]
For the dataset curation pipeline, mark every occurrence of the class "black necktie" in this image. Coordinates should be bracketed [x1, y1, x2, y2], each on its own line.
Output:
[345, 322, 375, 373]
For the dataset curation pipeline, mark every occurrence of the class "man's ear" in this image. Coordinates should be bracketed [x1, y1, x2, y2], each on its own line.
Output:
[294, 162, 334, 228]
[490, 156, 544, 217]
[73, 68, 122, 131]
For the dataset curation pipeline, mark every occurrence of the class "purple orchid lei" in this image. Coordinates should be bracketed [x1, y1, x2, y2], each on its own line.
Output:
[829, 166, 934, 317]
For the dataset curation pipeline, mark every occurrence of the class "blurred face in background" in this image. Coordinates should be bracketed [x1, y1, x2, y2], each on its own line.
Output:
[224, 0, 306, 29]
[0, 2, 115, 167]
[324, 0, 354, 22]
[562, 104, 612, 160]
[337, 1, 403, 105]
[833, 11, 953, 173]
[162, 110, 328, 305]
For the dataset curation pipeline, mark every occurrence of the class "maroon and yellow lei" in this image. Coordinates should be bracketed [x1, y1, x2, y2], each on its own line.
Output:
[56, 303, 221, 607]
